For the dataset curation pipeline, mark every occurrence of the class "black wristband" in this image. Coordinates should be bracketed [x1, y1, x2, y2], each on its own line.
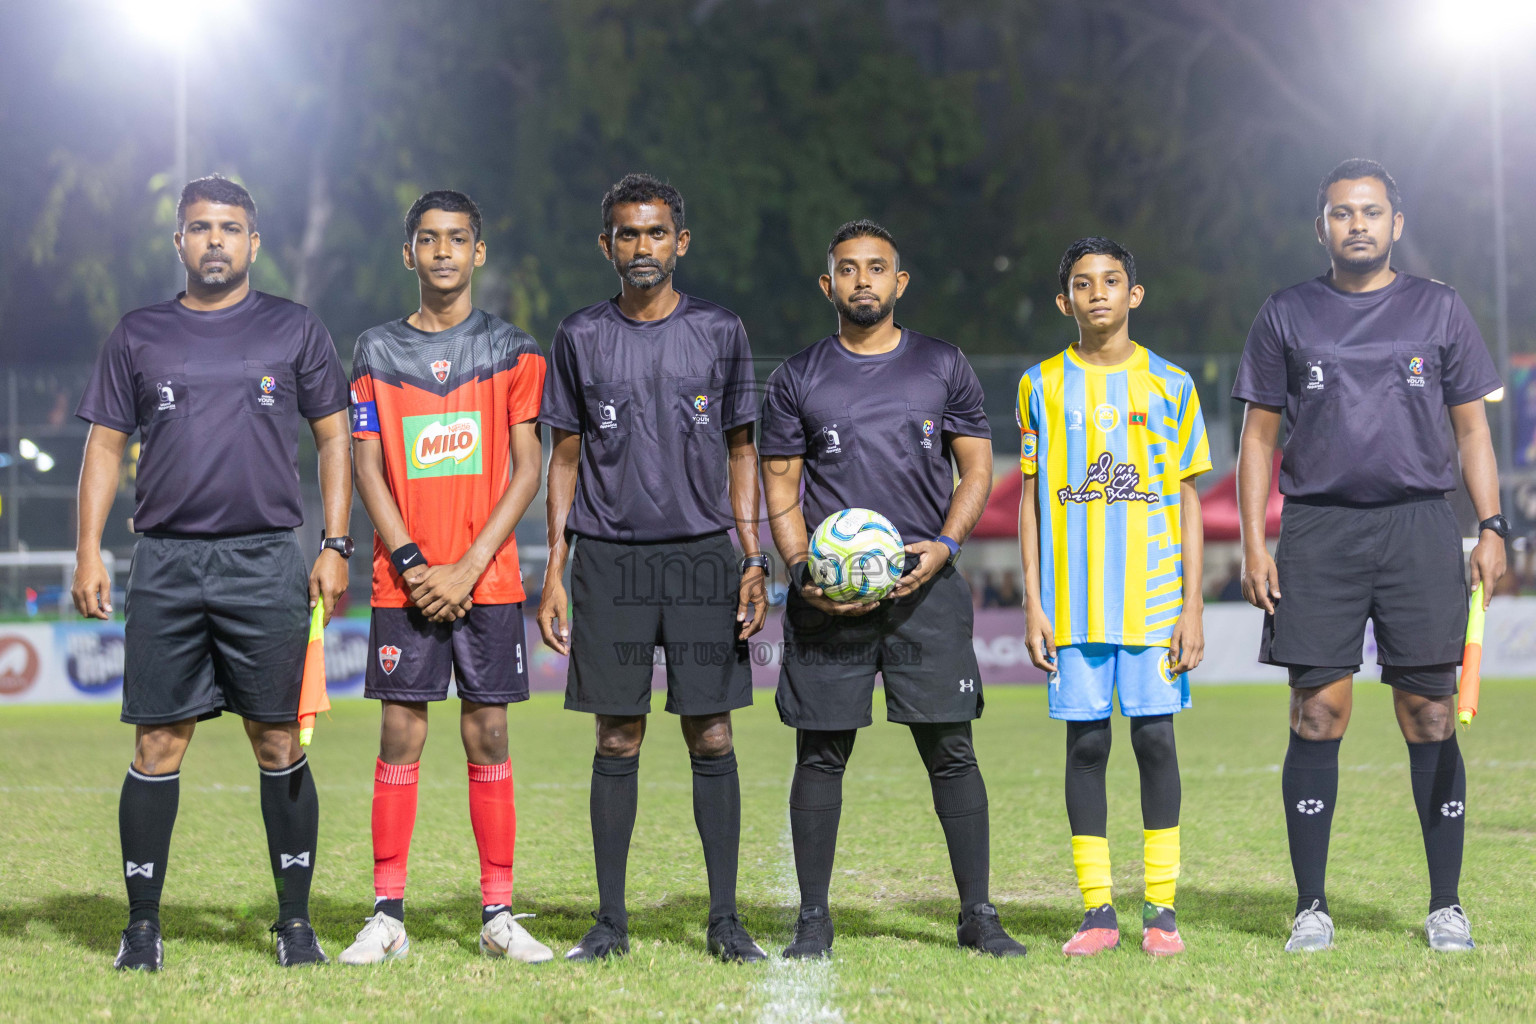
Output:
[390, 543, 425, 575]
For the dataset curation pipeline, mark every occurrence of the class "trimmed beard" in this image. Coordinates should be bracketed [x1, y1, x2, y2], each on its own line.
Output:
[619, 253, 676, 290]
[834, 293, 895, 328]
[1335, 241, 1391, 277]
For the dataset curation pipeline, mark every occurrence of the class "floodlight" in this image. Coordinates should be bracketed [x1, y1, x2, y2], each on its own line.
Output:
[120, 0, 195, 49]
[33, 452, 55, 473]
[1426, 0, 1535, 52]
[1484, 387, 1506, 402]
[17, 438, 38, 460]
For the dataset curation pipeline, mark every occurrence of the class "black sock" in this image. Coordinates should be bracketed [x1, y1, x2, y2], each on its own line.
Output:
[929, 769, 991, 908]
[1130, 715, 1181, 830]
[120, 765, 180, 927]
[1064, 719, 1111, 837]
[482, 903, 508, 926]
[1408, 735, 1466, 912]
[374, 897, 404, 922]
[790, 729, 854, 912]
[912, 722, 990, 909]
[1282, 730, 1339, 916]
[591, 752, 639, 926]
[259, 754, 319, 923]
[691, 751, 741, 921]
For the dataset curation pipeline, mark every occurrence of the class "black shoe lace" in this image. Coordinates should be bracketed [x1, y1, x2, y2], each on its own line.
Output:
[271, 920, 320, 956]
[123, 923, 159, 953]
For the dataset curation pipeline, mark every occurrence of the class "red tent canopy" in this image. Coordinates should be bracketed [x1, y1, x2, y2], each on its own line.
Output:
[970, 454, 1282, 541]
[1200, 453, 1283, 541]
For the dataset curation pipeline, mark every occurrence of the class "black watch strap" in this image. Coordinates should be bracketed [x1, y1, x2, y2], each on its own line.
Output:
[1479, 514, 1511, 539]
[740, 553, 770, 574]
[321, 535, 354, 559]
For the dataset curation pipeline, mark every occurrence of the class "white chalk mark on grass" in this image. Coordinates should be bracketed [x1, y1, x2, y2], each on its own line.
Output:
[753, 778, 843, 1024]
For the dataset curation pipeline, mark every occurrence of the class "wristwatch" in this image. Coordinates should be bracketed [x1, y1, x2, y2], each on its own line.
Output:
[1478, 514, 1511, 539]
[321, 535, 355, 559]
[740, 553, 770, 574]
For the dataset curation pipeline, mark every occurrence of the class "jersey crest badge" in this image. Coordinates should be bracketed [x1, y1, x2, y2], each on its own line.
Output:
[378, 645, 401, 675]
[431, 359, 451, 384]
[1021, 430, 1038, 460]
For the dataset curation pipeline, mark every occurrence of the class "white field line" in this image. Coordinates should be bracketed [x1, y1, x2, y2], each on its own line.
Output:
[754, 775, 843, 1024]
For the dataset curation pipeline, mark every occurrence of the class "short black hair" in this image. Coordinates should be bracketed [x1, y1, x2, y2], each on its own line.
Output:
[1317, 158, 1402, 215]
[601, 173, 685, 234]
[178, 175, 257, 232]
[1057, 237, 1137, 294]
[405, 190, 483, 243]
[826, 219, 899, 268]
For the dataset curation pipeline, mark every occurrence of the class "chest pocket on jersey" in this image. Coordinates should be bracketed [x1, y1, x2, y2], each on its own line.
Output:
[674, 378, 725, 434]
[1393, 341, 1440, 397]
[583, 382, 632, 441]
[805, 407, 859, 464]
[140, 365, 192, 424]
[905, 404, 945, 459]
[244, 361, 296, 416]
[1289, 348, 1339, 402]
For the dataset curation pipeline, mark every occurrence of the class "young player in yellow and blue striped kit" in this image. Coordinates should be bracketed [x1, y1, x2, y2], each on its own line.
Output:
[1017, 238, 1211, 956]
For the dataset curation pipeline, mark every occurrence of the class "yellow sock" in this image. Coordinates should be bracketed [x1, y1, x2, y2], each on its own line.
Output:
[1144, 826, 1180, 909]
[1071, 835, 1112, 910]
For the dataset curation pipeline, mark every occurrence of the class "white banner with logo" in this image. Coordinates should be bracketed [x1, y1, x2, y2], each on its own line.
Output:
[1, 599, 1529, 705]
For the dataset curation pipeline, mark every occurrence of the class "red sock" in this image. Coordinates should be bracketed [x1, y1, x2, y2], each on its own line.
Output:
[467, 760, 516, 907]
[372, 759, 419, 899]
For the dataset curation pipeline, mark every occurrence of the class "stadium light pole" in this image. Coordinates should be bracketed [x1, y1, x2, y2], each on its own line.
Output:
[119, 0, 192, 293]
[1428, 2, 1529, 510]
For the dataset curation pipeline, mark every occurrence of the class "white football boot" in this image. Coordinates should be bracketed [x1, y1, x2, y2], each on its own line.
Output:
[338, 912, 410, 965]
[480, 911, 554, 963]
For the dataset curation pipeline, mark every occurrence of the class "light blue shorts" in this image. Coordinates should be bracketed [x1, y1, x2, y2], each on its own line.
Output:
[1047, 643, 1191, 721]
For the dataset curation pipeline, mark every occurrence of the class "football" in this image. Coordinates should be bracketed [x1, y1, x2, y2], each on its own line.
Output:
[808, 508, 905, 602]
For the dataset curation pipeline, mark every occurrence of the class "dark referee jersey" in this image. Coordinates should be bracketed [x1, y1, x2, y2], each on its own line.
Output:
[1231, 273, 1500, 505]
[76, 290, 349, 534]
[758, 329, 990, 543]
[539, 293, 758, 542]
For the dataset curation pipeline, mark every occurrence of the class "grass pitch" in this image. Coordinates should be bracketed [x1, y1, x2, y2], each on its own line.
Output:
[3, 683, 1535, 1023]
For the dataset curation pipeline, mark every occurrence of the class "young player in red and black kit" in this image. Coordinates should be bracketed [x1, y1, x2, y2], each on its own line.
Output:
[339, 191, 551, 965]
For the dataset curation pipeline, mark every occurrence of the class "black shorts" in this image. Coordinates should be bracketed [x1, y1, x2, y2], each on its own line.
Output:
[564, 533, 753, 717]
[122, 530, 309, 725]
[1260, 497, 1465, 697]
[776, 564, 983, 730]
[364, 604, 530, 704]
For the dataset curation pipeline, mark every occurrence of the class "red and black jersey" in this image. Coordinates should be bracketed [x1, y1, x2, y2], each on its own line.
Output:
[350, 309, 544, 607]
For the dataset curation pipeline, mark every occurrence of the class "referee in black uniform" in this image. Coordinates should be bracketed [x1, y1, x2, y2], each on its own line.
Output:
[537, 174, 769, 963]
[760, 220, 1027, 959]
[1232, 160, 1504, 954]
[72, 176, 353, 970]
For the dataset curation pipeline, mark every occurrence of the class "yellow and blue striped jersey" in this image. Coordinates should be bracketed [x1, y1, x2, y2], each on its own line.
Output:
[1017, 344, 1211, 647]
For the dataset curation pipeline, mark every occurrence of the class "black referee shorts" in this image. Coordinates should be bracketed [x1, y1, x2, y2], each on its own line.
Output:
[776, 564, 983, 730]
[122, 530, 310, 725]
[1260, 496, 1466, 696]
[564, 533, 753, 718]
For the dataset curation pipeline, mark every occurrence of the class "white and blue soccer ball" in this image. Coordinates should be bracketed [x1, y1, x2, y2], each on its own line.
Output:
[808, 508, 905, 602]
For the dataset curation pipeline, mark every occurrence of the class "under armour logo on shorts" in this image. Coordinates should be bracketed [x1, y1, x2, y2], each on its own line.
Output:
[125, 861, 155, 878]
[1441, 801, 1465, 818]
[1296, 799, 1325, 815]
[280, 852, 311, 869]
[958, 679, 975, 692]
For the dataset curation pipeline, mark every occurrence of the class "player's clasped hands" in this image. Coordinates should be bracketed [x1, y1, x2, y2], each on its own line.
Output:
[406, 562, 477, 623]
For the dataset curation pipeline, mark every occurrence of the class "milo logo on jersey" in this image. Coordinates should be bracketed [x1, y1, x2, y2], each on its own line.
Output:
[403, 411, 483, 479]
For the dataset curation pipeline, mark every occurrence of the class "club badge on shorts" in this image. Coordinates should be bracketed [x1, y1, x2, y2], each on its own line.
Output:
[378, 645, 401, 675]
